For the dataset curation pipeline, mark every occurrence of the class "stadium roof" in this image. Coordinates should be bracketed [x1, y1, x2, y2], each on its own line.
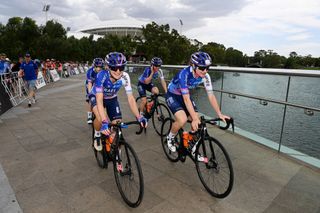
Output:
[67, 32, 103, 40]
[78, 18, 147, 32]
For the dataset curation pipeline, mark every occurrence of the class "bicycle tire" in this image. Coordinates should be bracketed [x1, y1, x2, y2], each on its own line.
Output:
[195, 137, 234, 198]
[160, 118, 179, 162]
[152, 103, 171, 136]
[113, 141, 144, 207]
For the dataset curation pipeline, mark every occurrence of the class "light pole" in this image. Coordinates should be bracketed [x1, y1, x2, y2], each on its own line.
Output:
[43, 4, 50, 23]
[179, 19, 183, 35]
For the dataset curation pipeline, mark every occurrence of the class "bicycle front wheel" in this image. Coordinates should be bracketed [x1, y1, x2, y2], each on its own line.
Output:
[152, 103, 171, 136]
[195, 137, 234, 198]
[113, 141, 144, 208]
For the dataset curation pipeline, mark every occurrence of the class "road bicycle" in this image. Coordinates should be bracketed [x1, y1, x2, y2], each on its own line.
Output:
[136, 93, 171, 136]
[92, 120, 144, 207]
[160, 116, 234, 198]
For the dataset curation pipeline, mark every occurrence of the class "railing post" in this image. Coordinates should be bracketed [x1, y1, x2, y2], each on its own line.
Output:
[278, 76, 291, 152]
[219, 71, 225, 112]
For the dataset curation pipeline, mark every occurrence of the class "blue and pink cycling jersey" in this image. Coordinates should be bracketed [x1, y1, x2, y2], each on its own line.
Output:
[166, 66, 213, 115]
[138, 67, 164, 84]
[91, 70, 132, 99]
[167, 66, 213, 95]
[85, 67, 98, 94]
[89, 70, 133, 120]
[137, 67, 164, 97]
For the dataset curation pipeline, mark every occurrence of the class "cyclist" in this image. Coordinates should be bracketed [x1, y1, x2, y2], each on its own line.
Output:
[90, 52, 147, 150]
[165, 51, 230, 158]
[85, 58, 104, 124]
[137, 57, 167, 114]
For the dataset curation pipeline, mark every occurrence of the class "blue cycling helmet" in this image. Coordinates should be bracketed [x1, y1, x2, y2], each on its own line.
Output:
[190, 51, 212, 67]
[93, 58, 104, 67]
[151, 57, 162, 66]
[105, 52, 127, 67]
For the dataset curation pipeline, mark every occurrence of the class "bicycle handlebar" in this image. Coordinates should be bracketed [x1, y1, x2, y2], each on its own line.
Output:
[187, 116, 234, 132]
[109, 121, 144, 135]
[205, 117, 234, 132]
[150, 93, 165, 98]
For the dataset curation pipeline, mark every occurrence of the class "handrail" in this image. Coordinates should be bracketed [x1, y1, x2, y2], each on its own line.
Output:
[127, 64, 320, 78]
[128, 64, 319, 112]
[212, 89, 320, 112]
[129, 63, 320, 167]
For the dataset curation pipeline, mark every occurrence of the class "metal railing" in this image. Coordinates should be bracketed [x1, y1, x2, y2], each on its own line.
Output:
[127, 64, 320, 167]
[1, 72, 28, 106]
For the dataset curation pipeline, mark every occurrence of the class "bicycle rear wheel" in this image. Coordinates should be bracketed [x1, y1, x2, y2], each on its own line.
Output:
[195, 137, 234, 198]
[113, 141, 144, 207]
[152, 103, 171, 136]
[160, 118, 179, 162]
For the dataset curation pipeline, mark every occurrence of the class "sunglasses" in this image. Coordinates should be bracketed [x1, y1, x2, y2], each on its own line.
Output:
[110, 66, 125, 71]
[94, 65, 103, 68]
[197, 66, 209, 71]
[153, 65, 161, 68]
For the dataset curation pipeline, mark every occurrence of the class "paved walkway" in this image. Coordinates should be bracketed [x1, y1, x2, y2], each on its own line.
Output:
[0, 74, 319, 213]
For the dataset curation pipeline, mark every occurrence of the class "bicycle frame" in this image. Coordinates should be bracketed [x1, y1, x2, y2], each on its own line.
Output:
[101, 121, 143, 160]
[176, 116, 234, 163]
[144, 93, 162, 117]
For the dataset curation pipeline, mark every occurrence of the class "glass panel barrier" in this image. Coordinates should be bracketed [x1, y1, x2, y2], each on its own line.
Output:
[281, 106, 320, 161]
[127, 65, 320, 167]
[222, 72, 289, 101]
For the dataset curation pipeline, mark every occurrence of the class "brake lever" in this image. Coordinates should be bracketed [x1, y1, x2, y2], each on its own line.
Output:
[230, 118, 234, 133]
[219, 117, 234, 132]
[135, 123, 144, 135]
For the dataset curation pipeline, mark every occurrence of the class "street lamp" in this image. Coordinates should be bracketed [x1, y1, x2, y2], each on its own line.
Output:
[43, 4, 50, 23]
[179, 19, 183, 35]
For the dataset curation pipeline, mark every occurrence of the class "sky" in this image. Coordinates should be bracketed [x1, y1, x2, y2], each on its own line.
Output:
[1, 0, 320, 57]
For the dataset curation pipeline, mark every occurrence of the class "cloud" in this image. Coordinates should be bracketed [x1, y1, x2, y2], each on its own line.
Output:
[184, 0, 320, 56]
[0, 0, 319, 57]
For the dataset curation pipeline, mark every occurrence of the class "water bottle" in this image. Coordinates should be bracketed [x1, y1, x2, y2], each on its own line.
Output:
[182, 131, 189, 148]
[106, 134, 114, 152]
[146, 100, 154, 113]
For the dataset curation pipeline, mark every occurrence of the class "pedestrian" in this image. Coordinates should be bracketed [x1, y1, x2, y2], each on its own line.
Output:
[18, 53, 38, 107]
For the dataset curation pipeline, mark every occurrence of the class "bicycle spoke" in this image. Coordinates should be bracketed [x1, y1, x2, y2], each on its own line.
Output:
[196, 137, 234, 198]
[114, 141, 143, 207]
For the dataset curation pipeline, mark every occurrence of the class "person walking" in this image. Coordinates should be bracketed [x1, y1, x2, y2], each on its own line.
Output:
[18, 53, 38, 107]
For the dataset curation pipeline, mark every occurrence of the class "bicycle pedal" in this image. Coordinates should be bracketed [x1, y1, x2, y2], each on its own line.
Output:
[117, 163, 123, 172]
[203, 157, 209, 163]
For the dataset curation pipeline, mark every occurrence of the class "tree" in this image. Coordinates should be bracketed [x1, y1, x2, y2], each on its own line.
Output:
[201, 42, 226, 65]
[225, 48, 245, 67]
[42, 20, 66, 39]
[20, 17, 41, 54]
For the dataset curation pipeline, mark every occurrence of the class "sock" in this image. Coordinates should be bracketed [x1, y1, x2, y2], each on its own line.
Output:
[88, 112, 92, 118]
[94, 130, 101, 137]
[168, 132, 176, 139]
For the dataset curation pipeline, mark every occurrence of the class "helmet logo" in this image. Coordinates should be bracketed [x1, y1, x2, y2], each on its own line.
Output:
[205, 59, 211, 66]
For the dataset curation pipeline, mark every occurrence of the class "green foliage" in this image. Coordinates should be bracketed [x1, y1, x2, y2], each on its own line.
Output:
[225, 47, 246, 67]
[201, 42, 226, 65]
[0, 16, 318, 70]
